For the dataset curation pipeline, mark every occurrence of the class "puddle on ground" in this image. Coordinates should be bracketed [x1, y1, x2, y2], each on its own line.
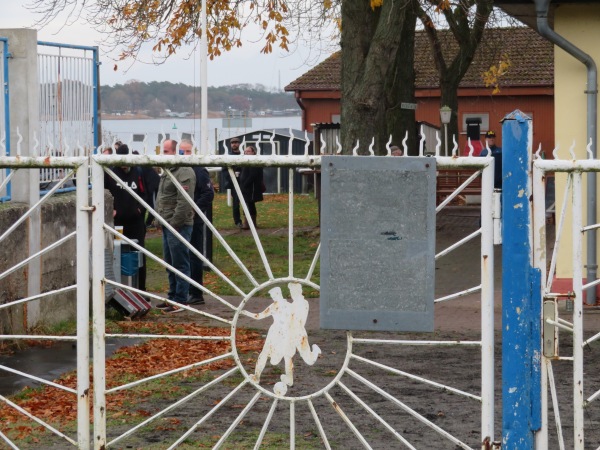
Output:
[0, 339, 139, 396]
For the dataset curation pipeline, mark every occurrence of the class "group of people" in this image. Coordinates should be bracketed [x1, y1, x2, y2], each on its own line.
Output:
[105, 137, 264, 314]
[106, 139, 214, 314]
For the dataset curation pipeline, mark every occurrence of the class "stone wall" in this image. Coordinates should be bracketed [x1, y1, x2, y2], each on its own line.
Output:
[0, 191, 113, 334]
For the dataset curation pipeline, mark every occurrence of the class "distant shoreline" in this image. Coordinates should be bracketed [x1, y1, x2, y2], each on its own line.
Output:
[101, 112, 301, 120]
[102, 112, 222, 120]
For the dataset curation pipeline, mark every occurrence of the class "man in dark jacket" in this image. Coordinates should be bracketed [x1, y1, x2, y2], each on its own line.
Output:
[222, 137, 243, 228]
[105, 144, 148, 291]
[132, 150, 160, 228]
[480, 130, 503, 189]
[181, 139, 214, 305]
[240, 146, 264, 229]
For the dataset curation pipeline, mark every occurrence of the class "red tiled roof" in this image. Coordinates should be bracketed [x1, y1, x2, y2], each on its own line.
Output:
[285, 27, 553, 92]
[285, 52, 342, 92]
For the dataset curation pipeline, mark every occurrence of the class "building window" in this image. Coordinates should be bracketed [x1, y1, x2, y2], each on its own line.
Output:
[331, 114, 341, 124]
[461, 113, 489, 134]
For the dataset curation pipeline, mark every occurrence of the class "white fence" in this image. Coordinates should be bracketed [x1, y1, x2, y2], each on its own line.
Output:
[533, 148, 600, 449]
[0, 140, 499, 449]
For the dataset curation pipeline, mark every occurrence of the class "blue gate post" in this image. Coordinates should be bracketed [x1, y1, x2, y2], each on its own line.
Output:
[501, 110, 542, 448]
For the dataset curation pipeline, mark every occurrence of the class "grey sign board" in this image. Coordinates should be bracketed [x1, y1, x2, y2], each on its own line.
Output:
[320, 156, 436, 332]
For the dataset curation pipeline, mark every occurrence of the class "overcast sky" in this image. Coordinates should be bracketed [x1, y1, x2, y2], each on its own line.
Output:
[4, 1, 334, 89]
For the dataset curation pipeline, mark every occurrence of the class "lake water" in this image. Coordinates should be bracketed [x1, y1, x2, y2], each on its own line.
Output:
[102, 116, 302, 152]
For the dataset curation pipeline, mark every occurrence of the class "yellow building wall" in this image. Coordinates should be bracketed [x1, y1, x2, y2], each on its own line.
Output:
[554, 5, 600, 284]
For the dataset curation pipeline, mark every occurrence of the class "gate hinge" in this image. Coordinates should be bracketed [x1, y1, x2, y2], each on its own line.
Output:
[492, 190, 502, 245]
[543, 300, 561, 358]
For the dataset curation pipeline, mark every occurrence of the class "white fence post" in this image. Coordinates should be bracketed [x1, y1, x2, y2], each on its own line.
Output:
[76, 160, 91, 449]
[91, 158, 106, 448]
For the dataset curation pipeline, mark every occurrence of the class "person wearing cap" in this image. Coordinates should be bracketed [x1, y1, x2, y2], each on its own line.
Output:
[223, 137, 243, 228]
[104, 143, 148, 291]
[480, 131, 502, 189]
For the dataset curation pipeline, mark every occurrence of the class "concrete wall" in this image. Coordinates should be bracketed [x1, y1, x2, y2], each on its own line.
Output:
[0, 204, 28, 334]
[554, 5, 600, 281]
[0, 191, 113, 334]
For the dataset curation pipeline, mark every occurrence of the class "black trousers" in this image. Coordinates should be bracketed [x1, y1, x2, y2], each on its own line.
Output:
[246, 201, 257, 217]
[232, 189, 241, 225]
[189, 220, 205, 298]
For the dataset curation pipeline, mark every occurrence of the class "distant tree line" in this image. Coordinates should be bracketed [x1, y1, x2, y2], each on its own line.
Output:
[100, 81, 299, 116]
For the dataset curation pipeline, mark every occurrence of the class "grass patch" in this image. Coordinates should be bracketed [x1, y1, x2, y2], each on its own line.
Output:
[146, 235, 168, 292]
[146, 193, 320, 296]
[211, 193, 319, 230]
[206, 232, 320, 297]
[42, 319, 78, 336]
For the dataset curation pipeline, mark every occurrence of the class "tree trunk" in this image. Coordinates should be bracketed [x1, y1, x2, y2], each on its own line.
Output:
[418, 0, 493, 155]
[341, 0, 417, 156]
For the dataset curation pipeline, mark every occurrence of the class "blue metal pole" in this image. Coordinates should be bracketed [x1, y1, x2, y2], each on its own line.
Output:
[501, 110, 541, 448]
[92, 46, 99, 150]
[37, 41, 98, 52]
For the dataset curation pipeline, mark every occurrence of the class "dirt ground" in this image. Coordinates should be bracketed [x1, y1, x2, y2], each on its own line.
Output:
[36, 208, 600, 448]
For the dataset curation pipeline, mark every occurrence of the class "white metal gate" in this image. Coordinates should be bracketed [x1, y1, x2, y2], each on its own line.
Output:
[533, 148, 600, 449]
[0, 135, 499, 449]
[0, 153, 90, 448]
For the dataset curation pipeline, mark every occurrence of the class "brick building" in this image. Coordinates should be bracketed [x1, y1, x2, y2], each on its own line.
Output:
[285, 27, 554, 156]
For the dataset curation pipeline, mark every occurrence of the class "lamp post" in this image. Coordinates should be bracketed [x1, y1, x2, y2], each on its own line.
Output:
[440, 105, 452, 157]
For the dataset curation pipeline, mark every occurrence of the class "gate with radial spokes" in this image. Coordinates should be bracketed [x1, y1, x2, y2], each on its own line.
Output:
[0, 134, 499, 449]
[89, 141, 499, 449]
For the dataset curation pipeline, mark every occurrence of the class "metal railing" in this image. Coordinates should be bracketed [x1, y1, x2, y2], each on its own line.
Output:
[0, 156, 89, 449]
[0, 130, 498, 449]
[533, 142, 600, 449]
[37, 42, 98, 196]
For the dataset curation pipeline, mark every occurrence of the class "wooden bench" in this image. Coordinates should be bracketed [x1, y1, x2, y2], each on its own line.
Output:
[436, 169, 482, 205]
